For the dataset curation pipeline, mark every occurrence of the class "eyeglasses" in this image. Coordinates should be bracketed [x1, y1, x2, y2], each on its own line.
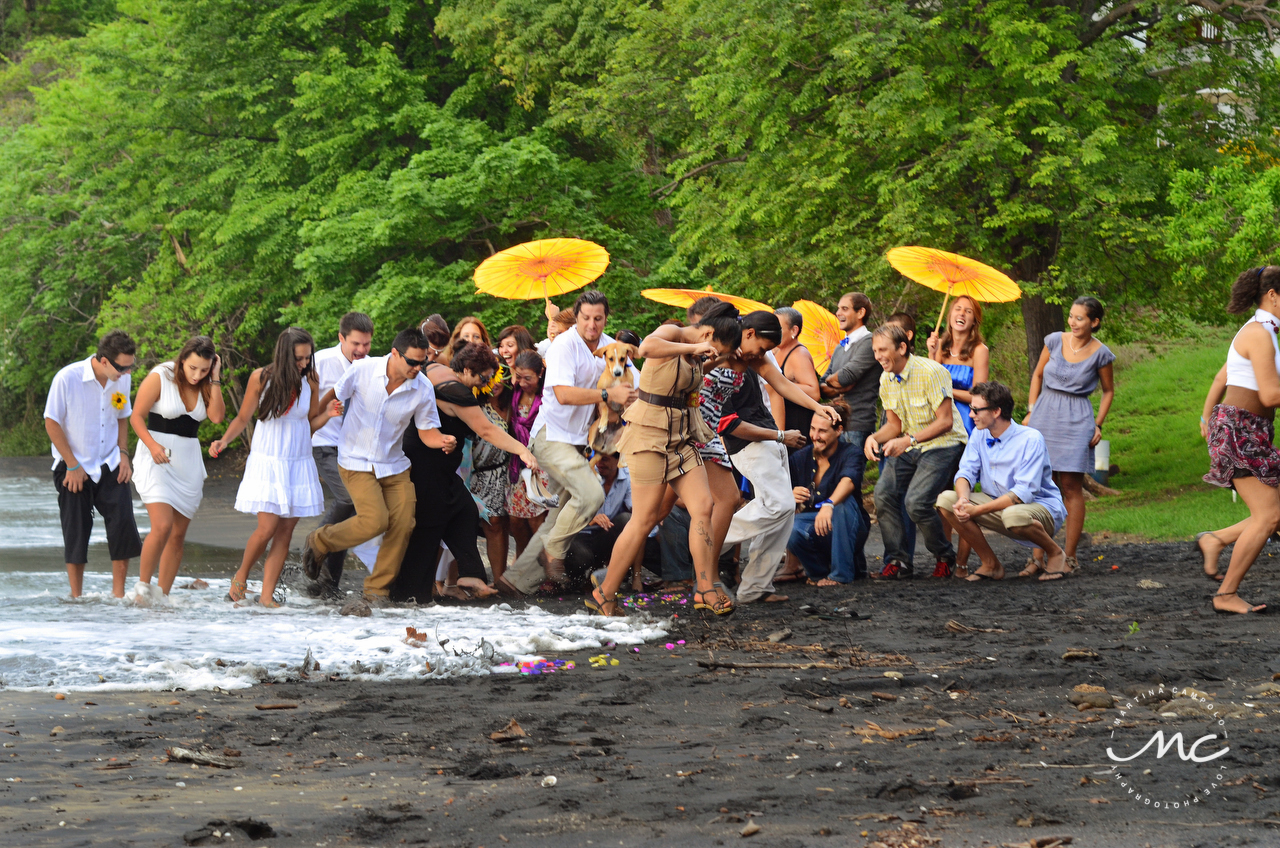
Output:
[968, 404, 992, 414]
[103, 356, 137, 373]
[401, 353, 427, 369]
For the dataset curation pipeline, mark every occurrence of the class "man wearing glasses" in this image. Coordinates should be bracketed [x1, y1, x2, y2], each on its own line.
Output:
[935, 381, 1067, 582]
[304, 327, 456, 610]
[44, 329, 144, 598]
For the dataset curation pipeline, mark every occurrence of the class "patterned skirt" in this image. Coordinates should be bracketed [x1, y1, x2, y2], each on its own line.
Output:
[1204, 404, 1280, 489]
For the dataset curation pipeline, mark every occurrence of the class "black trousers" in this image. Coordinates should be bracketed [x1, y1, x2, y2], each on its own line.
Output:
[390, 474, 486, 603]
[54, 461, 142, 565]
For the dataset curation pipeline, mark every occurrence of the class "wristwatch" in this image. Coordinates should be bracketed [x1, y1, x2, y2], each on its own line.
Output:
[775, 430, 785, 443]
[600, 388, 609, 402]
[908, 434, 918, 448]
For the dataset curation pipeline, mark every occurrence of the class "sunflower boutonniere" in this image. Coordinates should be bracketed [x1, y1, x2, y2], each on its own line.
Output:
[111, 391, 127, 411]
[473, 363, 509, 398]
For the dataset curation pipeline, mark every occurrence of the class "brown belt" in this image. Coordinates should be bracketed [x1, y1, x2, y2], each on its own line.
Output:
[638, 389, 697, 409]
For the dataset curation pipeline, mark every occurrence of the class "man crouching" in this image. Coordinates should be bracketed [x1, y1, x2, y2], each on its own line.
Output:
[935, 381, 1069, 582]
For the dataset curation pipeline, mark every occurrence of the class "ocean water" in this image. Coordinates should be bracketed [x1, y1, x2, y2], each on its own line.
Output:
[0, 477, 667, 691]
[0, 476, 149, 548]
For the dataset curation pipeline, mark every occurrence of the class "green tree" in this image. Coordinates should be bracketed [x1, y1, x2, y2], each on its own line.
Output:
[566, 0, 1280, 372]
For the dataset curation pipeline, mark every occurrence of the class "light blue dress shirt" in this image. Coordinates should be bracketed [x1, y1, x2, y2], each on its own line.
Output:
[955, 421, 1067, 532]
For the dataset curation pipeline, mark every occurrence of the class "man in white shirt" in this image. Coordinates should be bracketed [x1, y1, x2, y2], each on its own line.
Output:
[306, 311, 373, 597]
[502, 291, 638, 595]
[304, 328, 456, 607]
[43, 330, 144, 598]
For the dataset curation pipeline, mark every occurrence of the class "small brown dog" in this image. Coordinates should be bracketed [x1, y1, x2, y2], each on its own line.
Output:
[588, 341, 637, 453]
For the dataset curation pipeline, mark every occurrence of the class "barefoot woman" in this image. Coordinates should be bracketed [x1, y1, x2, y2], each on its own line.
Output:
[1201, 266, 1280, 614]
[589, 302, 743, 615]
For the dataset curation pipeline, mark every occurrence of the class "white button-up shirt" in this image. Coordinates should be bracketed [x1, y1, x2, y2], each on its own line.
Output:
[311, 345, 354, 448]
[531, 328, 617, 446]
[332, 355, 440, 478]
[43, 356, 132, 482]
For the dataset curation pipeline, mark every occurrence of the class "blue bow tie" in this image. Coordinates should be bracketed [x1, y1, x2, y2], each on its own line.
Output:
[839, 337, 851, 348]
[892, 373, 904, 383]
[986, 436, 1000, 447]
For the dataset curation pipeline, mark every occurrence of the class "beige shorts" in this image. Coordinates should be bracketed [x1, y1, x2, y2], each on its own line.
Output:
[935, 490, 1055, 539]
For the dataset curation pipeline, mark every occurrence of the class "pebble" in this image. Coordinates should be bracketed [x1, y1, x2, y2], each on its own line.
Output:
[175, 782, 186, 788]
[541, 776, 557, 787]
[741, 821, 761, 836]
[54, 693, 65, 700]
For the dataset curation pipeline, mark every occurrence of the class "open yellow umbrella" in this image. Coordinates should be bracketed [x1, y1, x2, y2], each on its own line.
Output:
[885, 246, 1021, 334]
[791, 300, 843, 376]
[474, 238, 610, 301]
[642, 287, 773, 316]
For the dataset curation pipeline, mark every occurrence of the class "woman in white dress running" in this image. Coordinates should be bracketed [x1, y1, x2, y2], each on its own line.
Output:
[130, 336, 226, 600]
[210, 327, 339, 608]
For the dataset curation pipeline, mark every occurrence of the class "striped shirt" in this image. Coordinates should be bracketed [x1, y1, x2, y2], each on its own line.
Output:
[878, 355, 968, 453]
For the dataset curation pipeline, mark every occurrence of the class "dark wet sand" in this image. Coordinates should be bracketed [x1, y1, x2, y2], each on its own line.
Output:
[5, 459, 1280, 846]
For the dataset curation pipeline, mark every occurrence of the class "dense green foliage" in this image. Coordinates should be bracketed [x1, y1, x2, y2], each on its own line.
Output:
[0, 0, 1278, 427]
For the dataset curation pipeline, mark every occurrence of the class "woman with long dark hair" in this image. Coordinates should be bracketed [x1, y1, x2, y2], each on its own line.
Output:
[391, 342, 541, 603]
[502, 349, 550, 586]
[130, 336, 226, 600]
[716, 311, 843, 604]
[589, 302, 744, 616]
[1197, 266, 1280, 613]
[210, 327, 339, 607]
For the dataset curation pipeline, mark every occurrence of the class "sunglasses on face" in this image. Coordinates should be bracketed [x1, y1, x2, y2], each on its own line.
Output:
[969, 405, 992, 414]
[401, 353, 427, 369]
[103, 356, 137, 373]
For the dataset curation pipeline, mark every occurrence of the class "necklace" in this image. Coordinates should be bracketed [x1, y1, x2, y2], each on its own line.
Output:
[1068, 334, 1090, 354]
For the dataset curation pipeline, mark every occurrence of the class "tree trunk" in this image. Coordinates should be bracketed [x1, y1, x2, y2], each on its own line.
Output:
[1020, 294, 1064, 379]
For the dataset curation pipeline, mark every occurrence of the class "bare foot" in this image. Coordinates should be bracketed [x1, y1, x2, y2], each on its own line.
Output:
[435, 582, 470, 602]
[815, 578, 843, 587]
[1213, 592, 1265, 614]
[1039, 549, 1070, 581]
[456, 577, 498, 599]
[758, 593, 789, 603]
[1197, 532, 1226, 582]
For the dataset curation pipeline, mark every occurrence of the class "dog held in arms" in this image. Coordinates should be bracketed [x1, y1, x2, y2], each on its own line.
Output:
[588, 341, 637, 453]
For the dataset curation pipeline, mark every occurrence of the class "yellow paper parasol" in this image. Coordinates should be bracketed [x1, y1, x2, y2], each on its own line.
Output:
[885, 246, 1021, 334]
[474, 238, 610, 301]
[791, 300, 843, 376]
[642, 287, 774, 316]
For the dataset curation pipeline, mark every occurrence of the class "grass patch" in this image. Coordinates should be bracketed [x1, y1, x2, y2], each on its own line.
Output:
[1086, 325, 1250, 540]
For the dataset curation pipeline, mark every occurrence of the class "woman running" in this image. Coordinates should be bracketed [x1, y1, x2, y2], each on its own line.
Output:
[1199, 266, 1280, 613]
[211, 327, 339, 607]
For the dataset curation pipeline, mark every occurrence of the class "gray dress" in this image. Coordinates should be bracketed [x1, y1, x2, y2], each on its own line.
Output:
[1027, 333, 1115, 474]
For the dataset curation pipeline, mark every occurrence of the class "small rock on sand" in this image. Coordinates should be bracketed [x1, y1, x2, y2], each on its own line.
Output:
[340, 599, 372, 617]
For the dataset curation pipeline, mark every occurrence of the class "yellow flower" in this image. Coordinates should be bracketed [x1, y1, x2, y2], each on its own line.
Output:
[111, 392, 127, 410]
[473, 364, 508, 398]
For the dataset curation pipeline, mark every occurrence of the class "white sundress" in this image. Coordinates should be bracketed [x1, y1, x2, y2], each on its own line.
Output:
[132, 363, 208, 519]
[234, 380, 323, 518]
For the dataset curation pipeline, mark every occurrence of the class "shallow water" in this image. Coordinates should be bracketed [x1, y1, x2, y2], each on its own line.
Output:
[0, 572, 666, 691]
[0, 476, 667, 690]
[0, 476, 149, 551]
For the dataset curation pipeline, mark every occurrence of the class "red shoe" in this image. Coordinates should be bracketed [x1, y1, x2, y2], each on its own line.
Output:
[876, 560, 913, 580]
[932, 559, 955, 578]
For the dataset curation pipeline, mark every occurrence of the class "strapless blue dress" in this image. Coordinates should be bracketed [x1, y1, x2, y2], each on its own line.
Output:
[944, 363, 975, 436]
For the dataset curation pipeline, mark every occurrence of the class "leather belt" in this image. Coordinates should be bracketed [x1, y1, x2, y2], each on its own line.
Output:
[638, 389, 697, 409]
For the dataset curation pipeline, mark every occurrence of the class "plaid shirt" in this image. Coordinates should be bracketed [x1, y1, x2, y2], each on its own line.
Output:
[878, 355, 968, 453]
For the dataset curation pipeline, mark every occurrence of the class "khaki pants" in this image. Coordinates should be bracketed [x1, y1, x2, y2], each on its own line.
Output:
[313, 468, 416, 598]
[507, 430, 605, 594]
[934, 490, 1055, 539]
